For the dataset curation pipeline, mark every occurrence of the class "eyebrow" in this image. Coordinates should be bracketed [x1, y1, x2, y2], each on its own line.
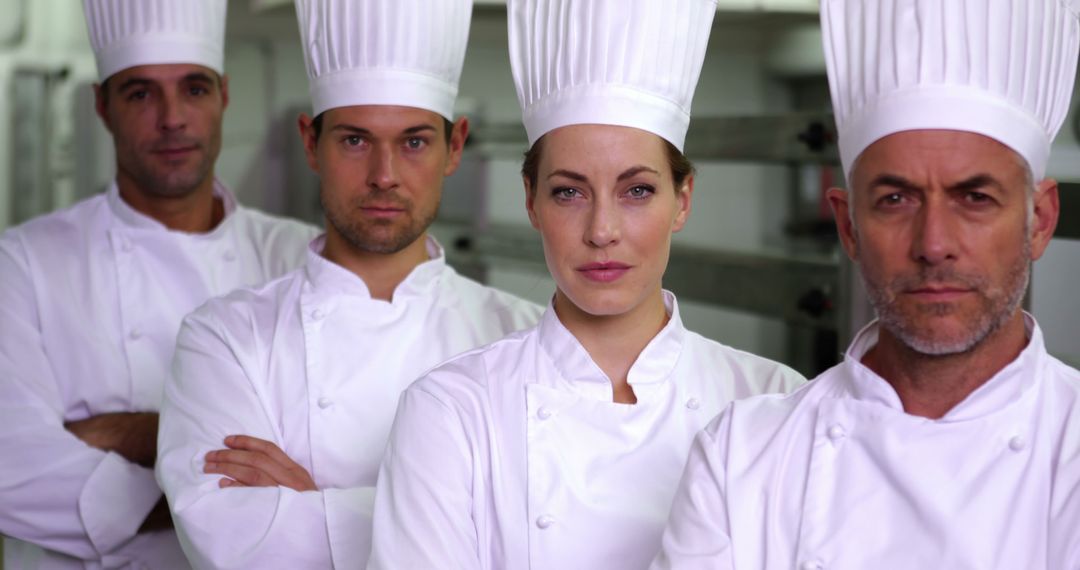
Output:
[116, 72, 217, 93]
[868, 173, 1005, 193]
[328, 124, 438, 136]
[547, 165, 660, 183]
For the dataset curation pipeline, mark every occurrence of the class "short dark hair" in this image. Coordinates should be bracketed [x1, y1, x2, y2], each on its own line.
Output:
[521, 133, 695, 193]
[310, 112, 455, 145]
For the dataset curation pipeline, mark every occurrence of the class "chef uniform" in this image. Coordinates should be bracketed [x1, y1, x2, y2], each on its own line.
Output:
[652, 1, 1080, 569]
[155, 1, 542, 568]
[367, 2, 806, 569]
[0, 2, 317, 568]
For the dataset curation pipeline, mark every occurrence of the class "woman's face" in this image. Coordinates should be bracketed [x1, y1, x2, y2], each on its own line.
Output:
[525, 124, 693, 317]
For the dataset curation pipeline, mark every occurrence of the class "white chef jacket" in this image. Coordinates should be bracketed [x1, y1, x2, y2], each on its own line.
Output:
[0, 180, 317, 570]
[368, 292, 805, 570]
[155, 235, 543, 570]
[652, 315, 1080, 570]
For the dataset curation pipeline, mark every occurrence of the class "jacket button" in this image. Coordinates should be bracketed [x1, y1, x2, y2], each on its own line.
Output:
[536, 515, 555, 529]
[685, 397, 700, 410]
[317, 397, 333, 409]
[827, 425, 845, 441]
[1008, 435, 1026, 451]
[536, 407, 552, 420]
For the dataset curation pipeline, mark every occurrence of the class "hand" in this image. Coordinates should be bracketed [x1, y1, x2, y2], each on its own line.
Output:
[204, 435, 317, 492]
[64, 412, 158, 468]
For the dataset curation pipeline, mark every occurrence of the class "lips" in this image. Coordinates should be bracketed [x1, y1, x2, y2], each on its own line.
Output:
[576, 261, 632, 283]
[151, 145, 199, 160]
[903, 285, 974, 301]
[359, 204, 407, 219]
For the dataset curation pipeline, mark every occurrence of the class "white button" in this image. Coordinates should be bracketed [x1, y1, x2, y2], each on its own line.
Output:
[317, 397, 333, 409]
[800, 561, 822, 570]
[1008, 435, 1026, 451]
[536, 407, 552, 420]
[223, 250, 236, 262]
[128, 328, 142, 340]
[311, 308, 325, 320]
[120, 240, 133, 253]
[536, 515, 555, 529]
[685, 397, 701, 410]
[827, 425, 846, 440]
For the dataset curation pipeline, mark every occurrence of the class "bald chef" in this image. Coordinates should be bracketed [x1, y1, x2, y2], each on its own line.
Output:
[0, 0, 316, 568]
[653, 0, 1080, 568]
[155, 0, 541, 567]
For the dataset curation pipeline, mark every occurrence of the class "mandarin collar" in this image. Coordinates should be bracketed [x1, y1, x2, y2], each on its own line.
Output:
[106, 178, 238, 236]
[840, 313, 1047, 422]
[537, 290, 686, 394]
[303, 234, 447, 301]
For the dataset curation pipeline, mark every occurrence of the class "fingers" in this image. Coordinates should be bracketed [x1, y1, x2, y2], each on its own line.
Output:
[205, 437, 318, 492]
[224, 435, 295, 467]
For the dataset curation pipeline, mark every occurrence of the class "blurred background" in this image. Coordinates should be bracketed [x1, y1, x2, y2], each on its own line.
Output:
[1, 0, 1078, 387]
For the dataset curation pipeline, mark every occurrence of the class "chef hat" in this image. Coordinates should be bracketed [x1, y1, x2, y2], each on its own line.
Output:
[83, 0, 227, 82]
[508, 0, 718, 151]
[296, 0, 473, 120]
[822, 0, 1080, 180]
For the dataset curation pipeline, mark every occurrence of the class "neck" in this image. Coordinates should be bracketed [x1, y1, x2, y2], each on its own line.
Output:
[553, 287, 669, 404]
[861, 311, 1029, 419]
[115, 171, 223, 233]
[321, 227, 431, 301]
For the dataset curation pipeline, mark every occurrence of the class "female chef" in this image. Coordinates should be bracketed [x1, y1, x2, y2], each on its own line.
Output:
[368, 0, 805, 568]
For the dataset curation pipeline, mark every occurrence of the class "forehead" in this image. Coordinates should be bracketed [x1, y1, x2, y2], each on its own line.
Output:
[324, 105, 444, 133]
[850, 129, 1030, 190]
[540, 124, 667, 174]
[105, 63, 220, 88]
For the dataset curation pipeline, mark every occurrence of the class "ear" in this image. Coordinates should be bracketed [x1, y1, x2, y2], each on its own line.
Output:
[1029, 178, 1060, 261]
[93, 83, 112, 132]
[296, 113, 320, 173]
[219, 73, 230, 110]
[443, 116, 470, 177]
[524, 176, 541, 231]
[827, 187, 858, 260]
[671, 174, 695, 233]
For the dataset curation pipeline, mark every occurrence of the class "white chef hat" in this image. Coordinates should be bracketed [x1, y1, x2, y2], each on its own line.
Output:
[823, 0, 1080, 180]
[83, 0, 227, 82]
[509, 0, 718, 152]
[296, 0, 473, 120]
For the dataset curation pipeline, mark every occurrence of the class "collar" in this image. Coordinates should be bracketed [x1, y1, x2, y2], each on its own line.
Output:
[106, 178, 238, 235]
[303, 234, 447, 302]
[841, 312, 1047, 422]
[537, 290, 686, 396]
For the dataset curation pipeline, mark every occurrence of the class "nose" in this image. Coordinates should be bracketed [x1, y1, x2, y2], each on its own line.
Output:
[911, 196, 958, 266]
[158, 91, 186, 132]
[367, 144, 399, 192]
[585, 196, 621, 248]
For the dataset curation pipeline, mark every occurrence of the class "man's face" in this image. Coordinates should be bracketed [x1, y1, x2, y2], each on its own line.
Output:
[95, 63, 228, 198]
[299, 105, 467, 255]
[829, 130, 1059, 355]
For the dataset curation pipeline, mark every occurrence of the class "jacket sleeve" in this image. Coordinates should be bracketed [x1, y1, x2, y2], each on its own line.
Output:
[0, 235, 162, 560]
[367, 385, 480, 570]
[649, 411, 735, 570]
[156, 310, 343, 569]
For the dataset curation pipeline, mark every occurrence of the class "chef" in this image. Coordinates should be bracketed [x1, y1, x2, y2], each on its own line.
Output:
[154, 0, 541, 567]
[367, 1, 804, 568]
[653, 0, 1080, 568]
[0, 1, 317, 568]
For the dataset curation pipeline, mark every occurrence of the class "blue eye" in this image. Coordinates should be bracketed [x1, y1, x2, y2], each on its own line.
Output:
[405, 137, 426, 150]
[626, 185, 655, 199]
[552, 187, 580, 200]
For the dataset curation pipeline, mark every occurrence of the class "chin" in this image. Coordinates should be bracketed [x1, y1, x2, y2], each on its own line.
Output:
[560, 285, 641, 318]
